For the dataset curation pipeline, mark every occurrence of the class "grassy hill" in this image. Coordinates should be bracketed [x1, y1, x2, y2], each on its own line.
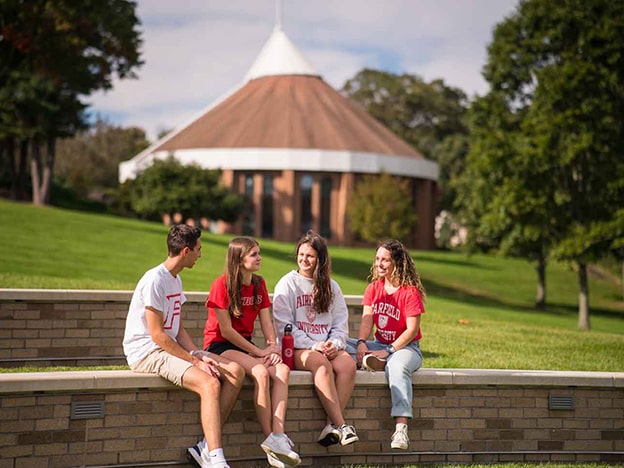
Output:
[1, 198, 623, 371]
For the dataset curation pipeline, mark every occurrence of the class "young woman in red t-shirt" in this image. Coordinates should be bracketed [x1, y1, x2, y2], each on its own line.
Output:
[203, 237, 300, 468]
[347, 239, 426, 451]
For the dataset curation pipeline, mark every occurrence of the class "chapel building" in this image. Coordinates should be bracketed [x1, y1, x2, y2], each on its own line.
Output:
[119, 25, 439, 248]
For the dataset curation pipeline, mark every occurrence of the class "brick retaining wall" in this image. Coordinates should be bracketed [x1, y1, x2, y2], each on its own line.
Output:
[0, 289, 362, 368]
[1, 290, 623, 467]
[1, 369, 623, 467]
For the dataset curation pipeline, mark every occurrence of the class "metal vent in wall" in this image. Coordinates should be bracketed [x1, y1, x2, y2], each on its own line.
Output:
[549, 395, 574, 410]
[70, 401, 105, 419]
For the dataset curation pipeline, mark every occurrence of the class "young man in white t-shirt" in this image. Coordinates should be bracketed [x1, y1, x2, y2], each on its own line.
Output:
[123, 224, 245, 468]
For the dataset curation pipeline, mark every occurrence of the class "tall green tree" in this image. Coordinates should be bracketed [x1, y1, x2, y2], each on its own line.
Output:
[456, 93, 556, 309]
[460, 0, 624, 328]
[0, 0, 142, 205]
[341, 69, 469, 212]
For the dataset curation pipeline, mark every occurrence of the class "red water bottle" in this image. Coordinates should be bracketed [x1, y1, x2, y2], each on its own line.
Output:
[282, 324, 294, 370]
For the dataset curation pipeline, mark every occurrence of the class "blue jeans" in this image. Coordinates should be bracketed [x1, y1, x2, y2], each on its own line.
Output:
[346, 338, 422, 418]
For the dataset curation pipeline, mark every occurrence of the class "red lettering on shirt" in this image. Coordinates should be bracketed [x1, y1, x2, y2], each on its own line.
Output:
[163, 293, 182, 330]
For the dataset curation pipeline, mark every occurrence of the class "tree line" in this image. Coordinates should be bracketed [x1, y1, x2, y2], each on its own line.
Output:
[0, 0, 142, 205]
[1, 0, 623, 329]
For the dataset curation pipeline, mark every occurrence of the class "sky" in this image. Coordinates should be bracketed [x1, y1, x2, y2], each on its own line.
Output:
[88, 0, 520, 142]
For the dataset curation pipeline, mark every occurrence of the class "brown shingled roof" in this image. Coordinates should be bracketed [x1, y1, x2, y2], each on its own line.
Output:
[156, 74, 423, 158]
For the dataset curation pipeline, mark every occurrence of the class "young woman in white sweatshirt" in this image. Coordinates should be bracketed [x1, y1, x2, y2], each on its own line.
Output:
[273, 231, 359, 447]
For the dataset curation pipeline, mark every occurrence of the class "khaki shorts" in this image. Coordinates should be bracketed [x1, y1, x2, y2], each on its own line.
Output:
[130, 348, 193, 387]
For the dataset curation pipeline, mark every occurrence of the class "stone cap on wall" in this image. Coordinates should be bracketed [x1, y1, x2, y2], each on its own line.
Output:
[0, 288, 364, 307]
[1, 368, 623, 395]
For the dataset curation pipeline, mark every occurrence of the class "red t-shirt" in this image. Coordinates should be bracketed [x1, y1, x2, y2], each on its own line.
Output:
[203, 274, 272, 349]
[362, 279, 425, 345]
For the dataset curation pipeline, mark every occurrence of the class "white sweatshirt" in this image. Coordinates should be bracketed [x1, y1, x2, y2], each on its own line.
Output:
[272, 270, 349, 350]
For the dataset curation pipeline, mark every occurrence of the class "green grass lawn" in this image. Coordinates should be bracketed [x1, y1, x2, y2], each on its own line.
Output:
[1, 198, 623, 372]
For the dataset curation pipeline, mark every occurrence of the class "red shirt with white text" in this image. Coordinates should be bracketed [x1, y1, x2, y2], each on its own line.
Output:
[203, 274, 271, 349]
[362, 279, 425, 345]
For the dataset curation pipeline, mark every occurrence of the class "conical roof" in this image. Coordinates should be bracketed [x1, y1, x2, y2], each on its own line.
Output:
[151, 26, 421, 158]
[245, 26, 318, 80]
[155, 74, 421, 157]
[120, 25, 438, 183]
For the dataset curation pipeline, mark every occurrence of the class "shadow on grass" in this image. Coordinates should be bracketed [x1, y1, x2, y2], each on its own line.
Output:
[207, 234, 623, 324]
[426, 278, 624, 321]
[412, 253, 489, 270]
[331, 256, 372, 282]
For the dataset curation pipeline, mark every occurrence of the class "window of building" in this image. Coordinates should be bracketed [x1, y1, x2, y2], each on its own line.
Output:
[300, 174, 314, 234]
[242, 174, 255, 236]
[320, 177, 332, 239]
[262, 175, 274, 238]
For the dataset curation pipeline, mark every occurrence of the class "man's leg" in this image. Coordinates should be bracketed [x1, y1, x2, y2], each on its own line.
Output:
[182, 365, 223, 451]
[210, 352, 245, 424]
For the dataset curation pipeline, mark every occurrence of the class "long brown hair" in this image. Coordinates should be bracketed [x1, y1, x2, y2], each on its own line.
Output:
[225, 237, 262, 318]
[369, 239, 426, 301]
[296, 230, 333, 313]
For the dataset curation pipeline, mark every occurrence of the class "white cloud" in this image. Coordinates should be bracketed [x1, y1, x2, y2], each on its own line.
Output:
[88, 0, 519, 141]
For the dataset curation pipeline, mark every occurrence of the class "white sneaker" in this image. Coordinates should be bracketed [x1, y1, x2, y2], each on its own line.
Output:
[261, 433, 301, 466]
[391, 425, 409, 450]
[362, 353, 386, 372]
[317, 424, 340, 446]
[266, 451, 287, 467]
[338, 424, 359, 446]
[186, 440, 210, 468]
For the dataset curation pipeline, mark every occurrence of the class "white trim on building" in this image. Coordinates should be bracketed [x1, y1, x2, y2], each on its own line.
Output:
[119, 147, 439, 182]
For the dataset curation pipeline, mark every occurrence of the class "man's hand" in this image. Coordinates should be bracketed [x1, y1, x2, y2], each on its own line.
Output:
[191, 350, 220, 378]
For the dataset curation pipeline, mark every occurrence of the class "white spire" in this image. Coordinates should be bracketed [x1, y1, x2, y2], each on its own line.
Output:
[245, 5, 319, 81]
[275, 0, 282, 30]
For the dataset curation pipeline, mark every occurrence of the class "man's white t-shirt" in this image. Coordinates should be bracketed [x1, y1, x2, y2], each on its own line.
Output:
[123, 263, 186, 366]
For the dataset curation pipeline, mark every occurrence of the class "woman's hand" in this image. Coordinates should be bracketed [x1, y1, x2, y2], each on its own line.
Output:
[369, 349, 389, 359]
[255, 343, 282, 366]
[316, 341, 338, 360]
[265, 342, 281, 355]
[355, 341, 368, 366]
[262, 351, 282, 367]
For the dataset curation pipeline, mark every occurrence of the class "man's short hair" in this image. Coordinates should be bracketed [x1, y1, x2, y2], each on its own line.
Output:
[167, 224, 201, 256]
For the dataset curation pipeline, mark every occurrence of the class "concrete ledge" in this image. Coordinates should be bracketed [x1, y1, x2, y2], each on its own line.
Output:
[0, 288, 364, 306]
[2, 368, 622, 394]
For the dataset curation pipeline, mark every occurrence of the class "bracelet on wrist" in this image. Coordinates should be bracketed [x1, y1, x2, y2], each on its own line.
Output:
[356, 339, 366, 345]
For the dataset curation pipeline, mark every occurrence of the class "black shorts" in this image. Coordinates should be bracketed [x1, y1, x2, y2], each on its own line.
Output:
[207, 337, 254, 355]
